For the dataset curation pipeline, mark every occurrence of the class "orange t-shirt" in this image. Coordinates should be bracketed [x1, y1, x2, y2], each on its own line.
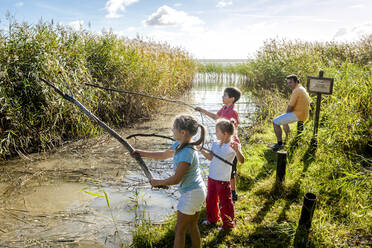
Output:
[288, 84, 310, 122]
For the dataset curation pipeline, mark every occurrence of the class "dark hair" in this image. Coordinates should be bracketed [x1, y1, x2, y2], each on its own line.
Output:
[216, 118, 235, 135]
[173, 115, 206, 153]
[224, 87, 241, 103]
[286, 74, 299, 83]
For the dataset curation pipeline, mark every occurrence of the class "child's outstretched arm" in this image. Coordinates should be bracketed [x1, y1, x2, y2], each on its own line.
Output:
[132, 148, 174, 160]
[150, 162, 190, 187]
[195, 107, 219, 120]
[199, 148, 214, 160]
[231, 141, 245, 163]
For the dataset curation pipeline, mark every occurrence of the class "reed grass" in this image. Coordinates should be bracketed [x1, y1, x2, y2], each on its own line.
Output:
[242, 36, 371, 156]
[132, 36, 371, 247]
[0, 18, 197, 158]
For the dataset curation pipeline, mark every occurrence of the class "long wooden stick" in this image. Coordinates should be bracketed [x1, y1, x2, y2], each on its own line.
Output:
[126, 133, 235, 167]
[40, 78, 160, 186]
[85, 83, 196, 109]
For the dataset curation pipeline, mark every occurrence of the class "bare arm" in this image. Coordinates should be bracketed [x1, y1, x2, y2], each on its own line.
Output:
[133, 148, 174, 160]
[150, 162, 190, 186]
[286, 105, 294, 113]
[231, 142, 245, 164]
[195, 107, 219, 120]
[199, 148, 214, 160]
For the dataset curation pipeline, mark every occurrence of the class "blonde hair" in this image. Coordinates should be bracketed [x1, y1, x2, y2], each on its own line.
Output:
[173, 115, 206, 153]
[216, 118, 236, 135]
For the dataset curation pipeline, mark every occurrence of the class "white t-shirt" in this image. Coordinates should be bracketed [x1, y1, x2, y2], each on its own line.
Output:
[209, 141, 238, 182]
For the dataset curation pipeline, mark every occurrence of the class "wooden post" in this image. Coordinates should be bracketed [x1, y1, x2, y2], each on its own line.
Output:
[294, 121, 304, 146]
[310, 70, 323, 150]
[299, 193, 317, 228]
[297, 121, 304, 136]
[294, 193, 317, 247]
[276, 151, 287, 183]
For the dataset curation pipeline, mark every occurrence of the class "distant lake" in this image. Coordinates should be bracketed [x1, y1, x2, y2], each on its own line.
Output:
[197, 59, 249, 65]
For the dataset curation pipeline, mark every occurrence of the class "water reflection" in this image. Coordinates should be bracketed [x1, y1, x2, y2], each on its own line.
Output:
[0, 72, 257, 247]
[191, 72, 256, 146]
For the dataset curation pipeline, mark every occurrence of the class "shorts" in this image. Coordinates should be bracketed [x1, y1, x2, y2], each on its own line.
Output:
[177, 187, 206, 215]
[231, 157, 237, 179]
[273, 112, 299, 125]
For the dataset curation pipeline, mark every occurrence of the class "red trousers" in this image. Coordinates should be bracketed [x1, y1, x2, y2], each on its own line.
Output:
[206, 177, 235, 228]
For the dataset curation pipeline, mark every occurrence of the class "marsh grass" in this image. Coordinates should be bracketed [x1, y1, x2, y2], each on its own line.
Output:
[0, 18, 197, 159]
[131, 37, 371, 247]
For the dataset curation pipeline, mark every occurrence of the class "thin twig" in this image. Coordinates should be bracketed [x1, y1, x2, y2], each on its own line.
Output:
[126, 133, 235, 167]
[85, 83, 196, 109]
[126, 133, 174, 140]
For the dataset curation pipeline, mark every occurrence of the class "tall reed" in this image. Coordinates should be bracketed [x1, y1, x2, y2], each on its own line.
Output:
[241, 36, 371, 156]
[0, 19, 197, 158]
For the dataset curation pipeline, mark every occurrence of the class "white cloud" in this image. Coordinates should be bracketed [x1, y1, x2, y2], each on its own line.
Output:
[15, 2, 24, 7]
[333, 22, 372, 41]
[105, 0, 139, 19]
[127, 26, 136, 32]
[145, 21, 278, 59]
[143, 5, 204, 31]
[68, 20, 84, 30]
[350, 4, 364, 8]
[217, 1, 232, 8]
[174, 3, 182, 7]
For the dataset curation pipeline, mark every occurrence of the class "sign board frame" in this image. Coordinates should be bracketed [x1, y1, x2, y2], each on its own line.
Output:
[307, 76, 334, 95]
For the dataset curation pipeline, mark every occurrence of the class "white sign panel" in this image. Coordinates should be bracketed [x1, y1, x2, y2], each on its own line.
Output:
[307, 77, 334, 94]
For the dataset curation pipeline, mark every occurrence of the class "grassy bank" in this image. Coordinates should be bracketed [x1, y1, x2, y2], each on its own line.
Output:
[131, 37, 371, 247]
[131, 96, 371, 248]
[0, 19, 197, 158]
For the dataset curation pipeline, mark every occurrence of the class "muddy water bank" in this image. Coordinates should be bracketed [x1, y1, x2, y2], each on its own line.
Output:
[0, 75, 255, 247]
[0, 102, 189, 247]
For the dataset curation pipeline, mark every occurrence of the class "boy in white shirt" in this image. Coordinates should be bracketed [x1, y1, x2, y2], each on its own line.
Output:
[199, 119, 245, 229]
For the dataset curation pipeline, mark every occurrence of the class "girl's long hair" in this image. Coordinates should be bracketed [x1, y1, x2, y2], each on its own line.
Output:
[173, 115, 206, 153]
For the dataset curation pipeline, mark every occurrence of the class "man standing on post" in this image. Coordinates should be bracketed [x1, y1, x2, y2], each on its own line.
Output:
[272, 75, 310, 151]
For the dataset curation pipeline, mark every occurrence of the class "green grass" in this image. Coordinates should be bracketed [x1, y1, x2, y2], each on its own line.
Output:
[132, 36, 371, 248]
[131, 120, 371, 247]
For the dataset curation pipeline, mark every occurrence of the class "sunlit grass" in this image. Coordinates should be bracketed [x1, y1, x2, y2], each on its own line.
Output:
[132, 36, 371, 247]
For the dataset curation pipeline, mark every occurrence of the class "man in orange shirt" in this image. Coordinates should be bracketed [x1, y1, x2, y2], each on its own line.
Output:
[272, 75, 310, 151]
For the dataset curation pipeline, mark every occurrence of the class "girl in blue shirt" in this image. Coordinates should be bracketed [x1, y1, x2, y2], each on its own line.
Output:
[132, 114, 206, 248]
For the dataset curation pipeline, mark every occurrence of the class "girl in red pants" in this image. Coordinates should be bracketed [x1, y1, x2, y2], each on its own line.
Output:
[199, 119, 245, 229]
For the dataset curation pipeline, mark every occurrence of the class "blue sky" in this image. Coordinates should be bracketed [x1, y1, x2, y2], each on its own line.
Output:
[1, 0, 371, 59]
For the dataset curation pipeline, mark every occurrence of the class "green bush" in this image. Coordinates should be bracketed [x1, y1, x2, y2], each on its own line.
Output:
[241, 36, 372, 155]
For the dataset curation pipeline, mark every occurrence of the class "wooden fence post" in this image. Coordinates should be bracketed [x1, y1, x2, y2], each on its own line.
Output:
[294, 193, 317, 247]
[276, 151, 287, 183]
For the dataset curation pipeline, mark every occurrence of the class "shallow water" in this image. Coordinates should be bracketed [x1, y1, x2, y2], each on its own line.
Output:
[0, 73, 255, 247]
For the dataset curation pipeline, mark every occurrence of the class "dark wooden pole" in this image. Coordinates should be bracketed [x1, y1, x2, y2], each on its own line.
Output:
[276, 151, 287, 183]
[299, 193, 317, 228]
[311, 70, 323, 150]
[297, 121, 304, 136]
[294, 192, 317, 247]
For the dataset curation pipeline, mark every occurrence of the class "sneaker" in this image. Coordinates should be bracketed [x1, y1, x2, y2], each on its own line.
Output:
[272, 143, 284, 151]
[232, 191, 238, 202]
[202, 220, 214, 226]
[217, 226, 233, 232]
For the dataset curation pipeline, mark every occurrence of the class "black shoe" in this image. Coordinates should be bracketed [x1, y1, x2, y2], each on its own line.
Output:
[232, 191, 238, 202]
[272, 143, 284, 151]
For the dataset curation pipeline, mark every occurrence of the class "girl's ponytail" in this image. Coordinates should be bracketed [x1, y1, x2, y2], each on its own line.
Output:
[190, 124, 206, 150]
[173, 115, 206, 153]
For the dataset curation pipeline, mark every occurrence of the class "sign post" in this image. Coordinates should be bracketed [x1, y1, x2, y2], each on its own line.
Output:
[307, 70, 334, 150]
